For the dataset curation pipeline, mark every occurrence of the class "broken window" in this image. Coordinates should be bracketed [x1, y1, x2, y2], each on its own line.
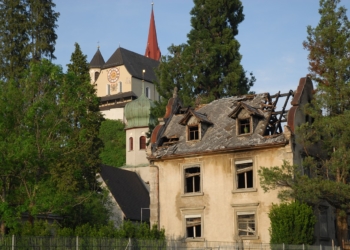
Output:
[237, 213, 256, 236]
[184, 167, 201, 193]
[236, 160, 253, 189]
[186, 216, 202, 238]
[129, 137, 133, 151]
[139, 136, 146, 150]
[238, 118, 251, 135]
[188, 125, 199, 141]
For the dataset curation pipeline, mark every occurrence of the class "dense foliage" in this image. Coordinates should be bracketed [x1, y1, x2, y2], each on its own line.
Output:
[99, 119, 126, 167]
[150, 0, 255, 123]
[0, 0, 59, 80]
[269, 201, 316, 244]
[10, 220, 165, 240]
[259, 0, 350, 244]
[0, 59, 106, 234]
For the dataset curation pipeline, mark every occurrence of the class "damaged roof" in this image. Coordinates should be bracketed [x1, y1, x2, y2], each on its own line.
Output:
[149, 77, 313, 160]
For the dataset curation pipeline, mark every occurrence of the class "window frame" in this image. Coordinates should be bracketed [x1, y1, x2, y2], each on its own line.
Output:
[187, 123, 201, 141]
[232, 159, 256, 193]
[139, 136, 146, 150]
[182, 164, 203, 197]
[145, 86, 151, 98]
[237, 117, 252, 136]
[231, 203, 259, 240]
[106, 84, 111, 96]
[129, 137, 133, 151]
[180, 207, 205, 241]
[237, 212, 256, 237]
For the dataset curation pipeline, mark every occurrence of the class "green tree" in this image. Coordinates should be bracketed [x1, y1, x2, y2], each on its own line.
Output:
[0, 0, 29, 80]
[0, 0, 59, 80]
[269, 201, 316, 244]
[149, 0, 255, 138]
[99, 119, 126, 167]
[154, 0, 255, 109]
[259, 0, 350, 244]
[0, 59, 105, 234]
[26, 0, 59, 60]
[67, 43, 90, 83]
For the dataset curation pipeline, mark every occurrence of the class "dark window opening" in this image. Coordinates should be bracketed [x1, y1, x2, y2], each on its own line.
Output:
[94, 72, 100, 81]
[140, 136, 146, 150]
[188, 125, 199, 141]
[320, 207, 328, 238]
[239, 118, 251, 134]
[186, 217, 201, 238]
[145, 87, 150, 98]
[129, 137, 133, 151]
[185, 167, 200, 193]
[238, 214, 256, 236]
[236, 162, 253, 189]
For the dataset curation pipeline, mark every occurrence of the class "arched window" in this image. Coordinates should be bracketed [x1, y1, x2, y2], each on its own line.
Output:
[94, 71, 100, 81]
[139, 136, 146, 150]
[129, 137, 133, 151]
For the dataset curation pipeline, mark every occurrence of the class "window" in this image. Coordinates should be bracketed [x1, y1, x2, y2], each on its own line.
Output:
[129, 137, 133, 151]
[145, 87, 150, 98]
[106, 84, 111, 95]
[319, 207, 328, 238]
[185, 215, 202, 238]
[94, 71, 100, 81]
[184, 166, 201, 193]
[237, 212, 256, 236]
[235, 160, 253, 189]
[238, 118, 251, 135]
[188, 125, 199, 141]
[139, 136, 146, 150]
[119, 81, 122, 92]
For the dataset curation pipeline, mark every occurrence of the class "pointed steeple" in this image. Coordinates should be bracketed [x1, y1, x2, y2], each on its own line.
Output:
[90, 47, 105, 68]
[145, 2, 161, 61]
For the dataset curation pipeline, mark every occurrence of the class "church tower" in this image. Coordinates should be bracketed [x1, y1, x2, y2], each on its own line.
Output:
[145, 3, 161, 61]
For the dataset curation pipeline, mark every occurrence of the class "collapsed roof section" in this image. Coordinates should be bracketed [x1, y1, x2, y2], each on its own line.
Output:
[148, 77, 313, 160]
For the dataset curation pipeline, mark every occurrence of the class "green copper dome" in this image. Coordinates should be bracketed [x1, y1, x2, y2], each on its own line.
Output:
[125, 92, 152, 129]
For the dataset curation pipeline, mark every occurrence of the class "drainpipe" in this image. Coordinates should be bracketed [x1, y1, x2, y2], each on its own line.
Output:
[150, 162, 160, 230]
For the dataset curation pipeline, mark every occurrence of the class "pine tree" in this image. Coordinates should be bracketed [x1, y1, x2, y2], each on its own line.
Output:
[0, 0, 29, 80]
[154, 0, 255, 108]
[259, 0, 350, 245]
[0, 0, 59, 80]
[26, 0, 59, 60]
[67, 43, 91, 84]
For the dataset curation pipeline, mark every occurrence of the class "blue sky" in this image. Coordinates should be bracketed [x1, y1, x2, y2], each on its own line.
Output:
[54, 0, 350, 95]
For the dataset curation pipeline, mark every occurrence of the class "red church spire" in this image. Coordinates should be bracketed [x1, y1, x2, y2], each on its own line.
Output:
[145, 2, 161, 61]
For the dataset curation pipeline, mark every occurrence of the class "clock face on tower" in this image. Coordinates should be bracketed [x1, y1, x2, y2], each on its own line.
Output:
[107, 67, 120, 83]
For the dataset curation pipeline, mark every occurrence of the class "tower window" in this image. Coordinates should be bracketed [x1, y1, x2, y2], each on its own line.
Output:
[119, 82, 122, 93]
[145, 87, 150, 98]
[94, 72, 100, 81]
[106, 84, 111, 95]
[139, 136, 146, 150]
[129, 137, 133, 151]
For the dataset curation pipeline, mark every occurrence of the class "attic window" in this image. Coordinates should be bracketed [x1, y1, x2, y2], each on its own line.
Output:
[188, 125, 199, 141]
[238, 118, 251, 135]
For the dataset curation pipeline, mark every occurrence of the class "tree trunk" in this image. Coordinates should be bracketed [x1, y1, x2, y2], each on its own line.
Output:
[336, 209, 347, 248]
[0, 221, 4, 235]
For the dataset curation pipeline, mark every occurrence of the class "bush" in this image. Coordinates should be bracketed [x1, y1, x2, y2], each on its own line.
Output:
[269, 201, 316, 244]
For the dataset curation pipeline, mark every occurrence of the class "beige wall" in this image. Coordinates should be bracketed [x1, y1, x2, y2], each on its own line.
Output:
[150, 144, 293, 243]
[101, 108, 125, 121]
[126, 127, 149, 167]
[94, 66, 132, 97]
